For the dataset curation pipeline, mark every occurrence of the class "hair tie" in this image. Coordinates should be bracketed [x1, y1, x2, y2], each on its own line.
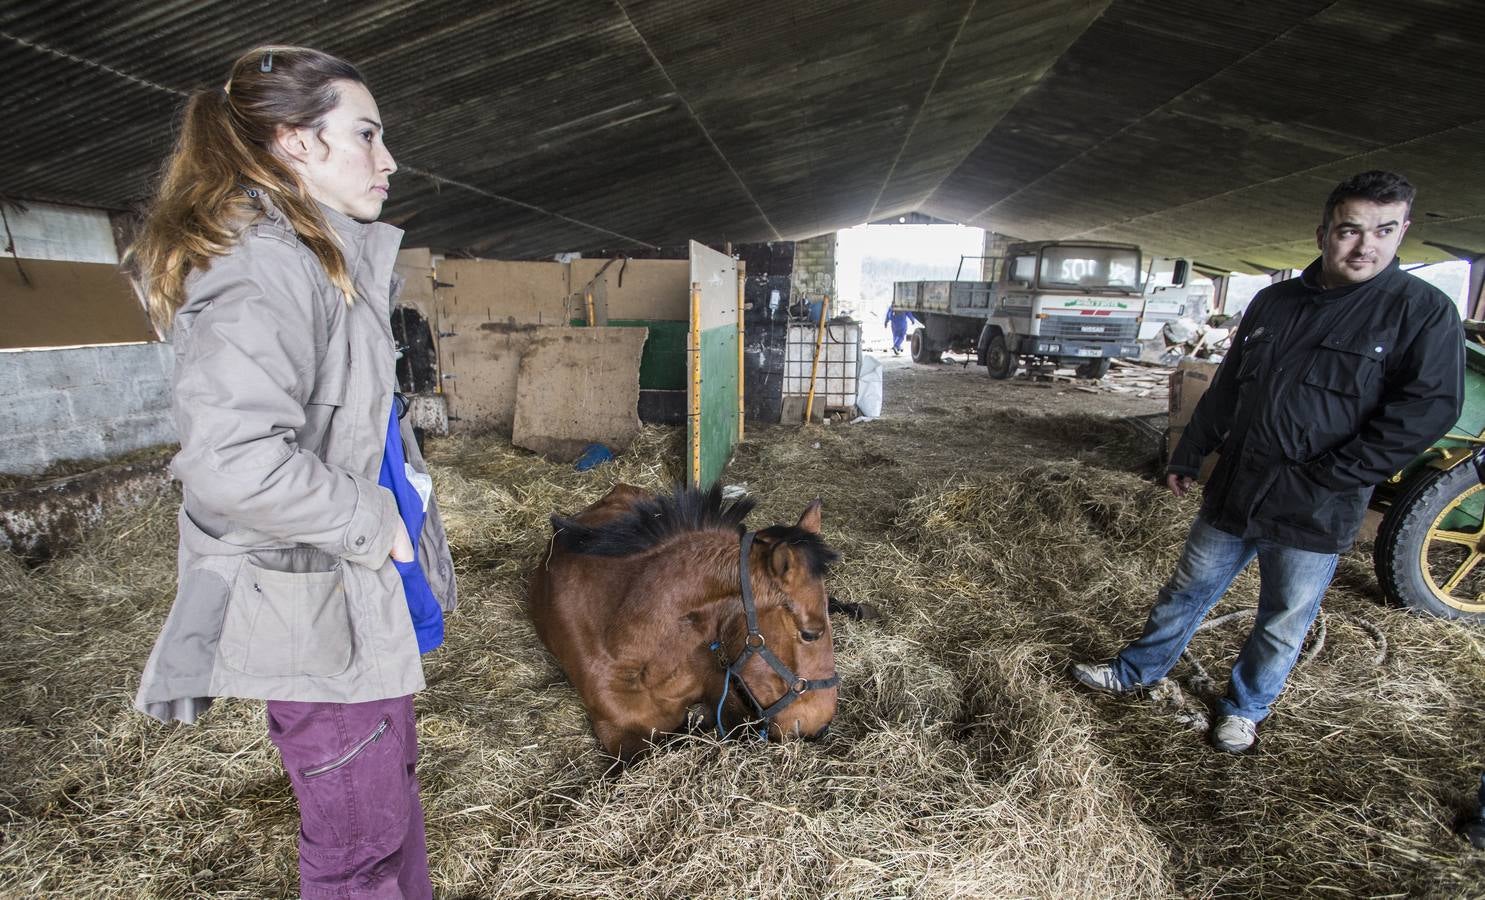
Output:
[260, 51, 273, 73]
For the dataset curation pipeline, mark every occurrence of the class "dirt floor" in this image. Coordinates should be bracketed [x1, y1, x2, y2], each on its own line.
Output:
[1, 356, 1483, 898]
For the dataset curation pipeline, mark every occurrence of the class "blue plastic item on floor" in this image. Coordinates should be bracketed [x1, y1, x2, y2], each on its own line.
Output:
[574, 443, 614, 471]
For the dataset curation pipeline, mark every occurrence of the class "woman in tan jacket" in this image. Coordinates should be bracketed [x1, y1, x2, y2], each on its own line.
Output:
[130, 46, 456, 899]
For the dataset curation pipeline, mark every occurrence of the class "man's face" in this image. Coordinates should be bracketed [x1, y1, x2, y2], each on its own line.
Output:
[1316, 198, 1411, 287]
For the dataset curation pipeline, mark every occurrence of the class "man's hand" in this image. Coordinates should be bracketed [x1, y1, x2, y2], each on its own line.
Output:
[391, 520, 415, 563]
[1166, 473, 1196, 497]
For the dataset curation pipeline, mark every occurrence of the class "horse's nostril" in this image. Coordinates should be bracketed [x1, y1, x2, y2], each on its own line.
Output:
[800, 629, 820, 642]
[809, 724, 831, 742]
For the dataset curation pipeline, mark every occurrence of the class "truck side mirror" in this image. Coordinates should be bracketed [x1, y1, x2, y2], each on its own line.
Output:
[1172, 259, 1189, 286]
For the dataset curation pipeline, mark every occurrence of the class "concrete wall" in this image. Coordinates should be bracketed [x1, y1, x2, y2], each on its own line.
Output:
[981, 231, 1014, 280]
[791, 233, 836, 301]
[0, 200, 177, 476]
[0, 343, 175, 475]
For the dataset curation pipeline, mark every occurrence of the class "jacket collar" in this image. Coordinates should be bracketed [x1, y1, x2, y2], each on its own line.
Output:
[245, 187, 404, 289]
[1298, 256, 1402, 302]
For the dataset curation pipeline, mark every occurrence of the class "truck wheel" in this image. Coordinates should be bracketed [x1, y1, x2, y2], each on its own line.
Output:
[910, 330, 942, 364]
[1075, 358, 1112, 379]
[1374, 463, 1485, 622]
[984, 334, 1016, 379]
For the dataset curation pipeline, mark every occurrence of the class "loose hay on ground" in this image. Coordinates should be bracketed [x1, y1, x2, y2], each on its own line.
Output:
[1, 384, 1483, 897]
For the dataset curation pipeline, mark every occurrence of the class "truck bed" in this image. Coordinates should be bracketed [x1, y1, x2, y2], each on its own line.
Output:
[894, 280, 995, 317]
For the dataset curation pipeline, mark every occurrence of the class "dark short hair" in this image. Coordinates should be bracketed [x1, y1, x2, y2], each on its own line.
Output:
[1322, 171, 1416, 227]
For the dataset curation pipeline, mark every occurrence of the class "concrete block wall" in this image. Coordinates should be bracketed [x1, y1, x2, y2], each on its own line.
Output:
[982, 231, 1015, 280]
[791, 233, 836, 301]
[0, 342, 176, 475]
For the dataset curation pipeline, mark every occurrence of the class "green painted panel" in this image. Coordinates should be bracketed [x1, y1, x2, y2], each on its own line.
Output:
[615, 319, 688, 391]
[691, 323, 739, 489]
[574, 319, 689, 390]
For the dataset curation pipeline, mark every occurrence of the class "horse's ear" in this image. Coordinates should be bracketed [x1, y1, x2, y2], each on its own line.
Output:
[768, 541, 794, 580]
[795, 500, 822, 535]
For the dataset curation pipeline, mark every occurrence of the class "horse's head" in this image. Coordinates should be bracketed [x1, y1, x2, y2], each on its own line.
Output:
[712, 500, 839, 742]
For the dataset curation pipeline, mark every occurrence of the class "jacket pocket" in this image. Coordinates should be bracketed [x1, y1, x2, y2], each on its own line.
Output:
[1302, 333, 1386, 397]
[1235, 330, 1275, 382]
[219, 560, 353, 678]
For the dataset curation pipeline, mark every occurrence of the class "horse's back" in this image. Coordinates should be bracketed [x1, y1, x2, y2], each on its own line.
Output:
[529, 483, 653, 649]
[569, 482, 652, 527]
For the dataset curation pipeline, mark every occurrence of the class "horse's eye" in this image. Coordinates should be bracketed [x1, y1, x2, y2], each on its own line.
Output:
[800, 629, 820, 642]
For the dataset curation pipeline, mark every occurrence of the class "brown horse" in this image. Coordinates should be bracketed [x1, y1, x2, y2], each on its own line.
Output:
[528, 483, 840, 761]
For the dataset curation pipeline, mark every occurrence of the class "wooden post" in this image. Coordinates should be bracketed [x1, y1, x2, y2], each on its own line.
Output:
[803, 294, 831, 425]
[689, 281, 703, 488]
[584, 287, 596, 326]
[736, 261, 746, 443]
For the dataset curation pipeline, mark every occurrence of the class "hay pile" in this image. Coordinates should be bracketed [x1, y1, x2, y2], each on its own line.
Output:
[1, 404, 1483, 897]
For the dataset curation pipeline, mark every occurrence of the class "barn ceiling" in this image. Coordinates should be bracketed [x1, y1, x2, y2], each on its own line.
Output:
[2, 0, 1482, 273]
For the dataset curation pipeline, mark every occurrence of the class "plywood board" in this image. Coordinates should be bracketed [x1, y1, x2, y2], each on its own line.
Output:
[689, 241, 738, 332]
[393, 247, 435, 314]
[432, 258, 570, 433]
[570, 258, 689, 322]
[512, 327, 647, 459]
[436, 258, 570, 326]
[1, 259, 156, 349]
[438, 325, 555, 433]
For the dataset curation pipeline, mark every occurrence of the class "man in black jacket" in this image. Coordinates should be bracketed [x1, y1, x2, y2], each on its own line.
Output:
[1072, 171, 1464, 752]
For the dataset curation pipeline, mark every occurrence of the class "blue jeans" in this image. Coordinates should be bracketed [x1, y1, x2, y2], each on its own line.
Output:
[1111, 517, 1338, 723]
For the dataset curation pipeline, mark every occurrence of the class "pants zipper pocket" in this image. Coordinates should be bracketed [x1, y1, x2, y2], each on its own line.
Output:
[301, 718, 389, 778]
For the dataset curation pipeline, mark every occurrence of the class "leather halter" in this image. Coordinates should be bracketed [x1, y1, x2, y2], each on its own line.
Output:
[709, 531, 839, 737]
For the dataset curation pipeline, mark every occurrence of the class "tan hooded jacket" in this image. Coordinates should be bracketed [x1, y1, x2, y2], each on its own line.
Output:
[135, 192, 456, 723]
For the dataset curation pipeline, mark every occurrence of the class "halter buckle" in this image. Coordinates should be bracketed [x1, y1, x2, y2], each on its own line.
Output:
[744, 631, 766, 649]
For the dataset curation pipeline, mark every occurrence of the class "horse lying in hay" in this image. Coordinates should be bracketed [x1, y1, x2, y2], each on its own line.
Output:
[529, 483, 840, 762]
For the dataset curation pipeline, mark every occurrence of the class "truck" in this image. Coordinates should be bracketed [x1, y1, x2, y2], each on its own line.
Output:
[895, 240, 1189, 379]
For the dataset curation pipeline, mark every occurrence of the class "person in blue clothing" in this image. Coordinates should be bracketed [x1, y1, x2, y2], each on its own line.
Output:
[884, 304, 919, 355]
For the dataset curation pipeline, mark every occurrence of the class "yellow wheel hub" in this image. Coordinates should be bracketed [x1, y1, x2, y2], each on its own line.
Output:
[1420, 482, 1485, 614]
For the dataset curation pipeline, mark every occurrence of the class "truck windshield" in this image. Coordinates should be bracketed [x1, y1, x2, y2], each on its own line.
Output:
[1038, 246, 1141, 291]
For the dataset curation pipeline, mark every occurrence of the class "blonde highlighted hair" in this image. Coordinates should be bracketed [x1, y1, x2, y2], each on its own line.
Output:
[128, 46, 366, 332]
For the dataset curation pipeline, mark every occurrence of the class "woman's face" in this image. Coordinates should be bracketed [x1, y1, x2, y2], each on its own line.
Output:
[279, 79, 397, 222]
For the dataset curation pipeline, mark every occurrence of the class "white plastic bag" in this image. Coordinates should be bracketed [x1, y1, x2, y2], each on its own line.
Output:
[856, 354, 884, 419]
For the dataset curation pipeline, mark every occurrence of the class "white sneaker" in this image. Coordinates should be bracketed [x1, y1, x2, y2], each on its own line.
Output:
[1071, 661, 1131, 695]
[1211, 714, 1258, 753]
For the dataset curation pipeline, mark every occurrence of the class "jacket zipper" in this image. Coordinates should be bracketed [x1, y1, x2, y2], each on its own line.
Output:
[301, 718, 389, 778]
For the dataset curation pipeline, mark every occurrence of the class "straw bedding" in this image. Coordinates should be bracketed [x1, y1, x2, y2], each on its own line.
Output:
[1, 373, 1482, 898]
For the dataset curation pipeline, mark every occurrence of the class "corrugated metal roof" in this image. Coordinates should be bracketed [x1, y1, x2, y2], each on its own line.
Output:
[1, 0, 1482, 270]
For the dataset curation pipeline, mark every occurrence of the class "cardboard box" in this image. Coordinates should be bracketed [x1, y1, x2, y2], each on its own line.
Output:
[1167, 359, 1222, 481]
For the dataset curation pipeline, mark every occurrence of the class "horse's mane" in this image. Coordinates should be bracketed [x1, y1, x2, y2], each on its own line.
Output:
[551, 485, 839, 576]
[551, 484, 754, 556]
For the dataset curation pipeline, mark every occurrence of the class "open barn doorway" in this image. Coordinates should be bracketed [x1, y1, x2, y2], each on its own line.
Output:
[835, 223, 986, 355]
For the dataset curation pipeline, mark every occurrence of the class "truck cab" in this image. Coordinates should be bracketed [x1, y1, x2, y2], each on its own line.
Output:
[894, 240, 1166, 379]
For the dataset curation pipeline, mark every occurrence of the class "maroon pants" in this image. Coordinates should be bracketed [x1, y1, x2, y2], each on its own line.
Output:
[266, 695, 430, 899]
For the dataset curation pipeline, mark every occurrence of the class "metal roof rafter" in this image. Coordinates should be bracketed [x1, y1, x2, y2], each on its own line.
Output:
[0, 28, 657, 249]
[865, 0, 977, 225]
[963, 0, 1346, 226]
[613, 0, 783, 241]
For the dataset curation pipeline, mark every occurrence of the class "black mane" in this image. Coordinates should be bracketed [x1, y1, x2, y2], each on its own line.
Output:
[552, 484, 756, 556]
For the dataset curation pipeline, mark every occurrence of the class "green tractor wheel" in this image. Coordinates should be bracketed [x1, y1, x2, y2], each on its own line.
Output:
[1374, 462, 1485, 622]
